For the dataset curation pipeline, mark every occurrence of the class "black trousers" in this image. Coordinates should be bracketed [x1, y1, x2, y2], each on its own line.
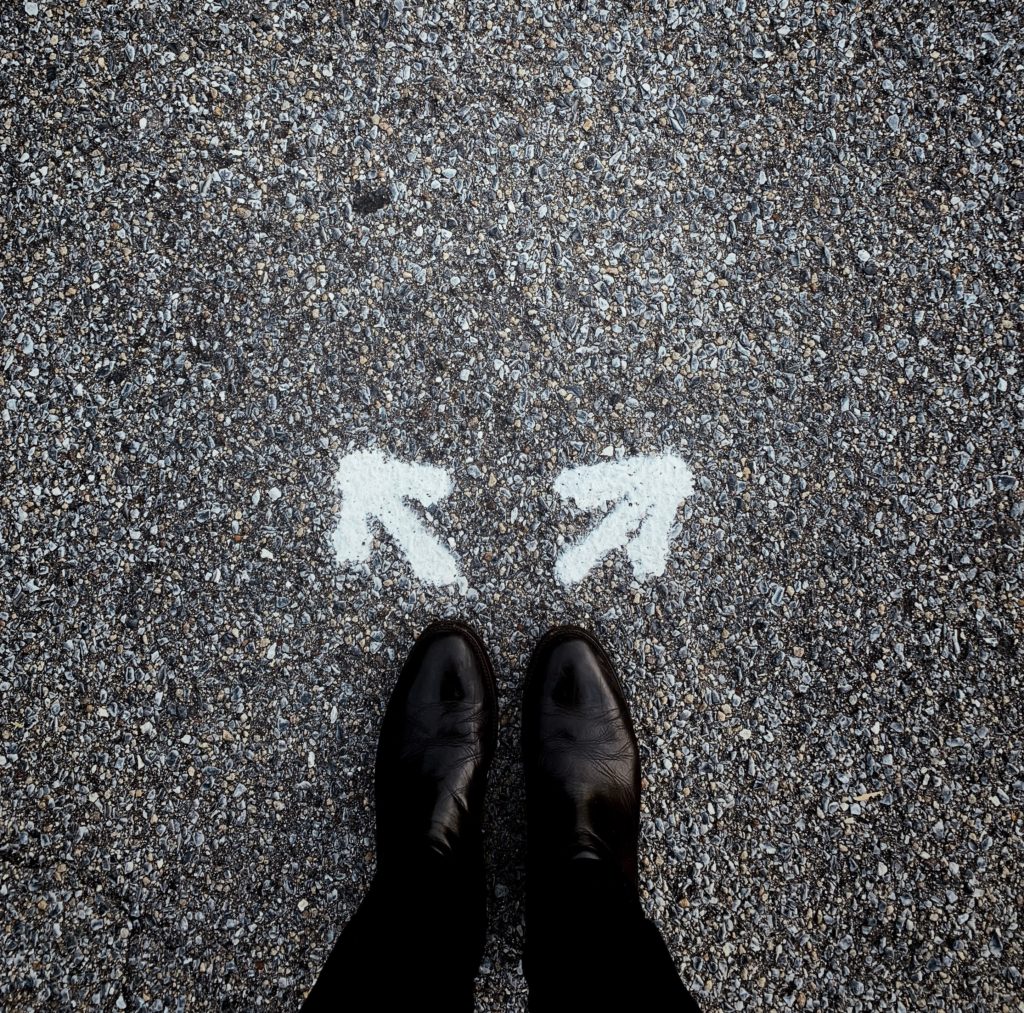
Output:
[302, 852, 700, 1011]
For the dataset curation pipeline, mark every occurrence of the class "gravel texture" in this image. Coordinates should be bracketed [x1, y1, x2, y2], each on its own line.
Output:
[2, 1, 1023, 1010]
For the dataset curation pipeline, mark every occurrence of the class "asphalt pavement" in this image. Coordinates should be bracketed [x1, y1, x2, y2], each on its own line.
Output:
[2, 1, 1022, 1010]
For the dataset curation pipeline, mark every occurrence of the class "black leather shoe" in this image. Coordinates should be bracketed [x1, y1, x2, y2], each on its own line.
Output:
[300, 622, 497, 1013]
[522, 626, 641, 890]
[374, 620, 498, 870]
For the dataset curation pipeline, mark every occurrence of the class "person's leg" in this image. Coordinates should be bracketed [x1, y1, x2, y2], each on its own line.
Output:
[302, 621, 497, 1012]
[525, 857, 697, 1010]
[301, 848, 484, 1011]
[522, 626, 701, 1012]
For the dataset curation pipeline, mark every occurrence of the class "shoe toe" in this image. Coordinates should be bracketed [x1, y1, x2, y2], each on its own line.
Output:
[409, 633, 488, 707]
[545, 640, 619, 712]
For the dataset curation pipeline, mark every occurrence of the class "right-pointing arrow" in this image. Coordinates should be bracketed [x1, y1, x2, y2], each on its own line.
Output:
[553, 453, 695, 586]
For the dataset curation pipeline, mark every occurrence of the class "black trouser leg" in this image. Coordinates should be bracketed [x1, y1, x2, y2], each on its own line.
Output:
[302, 851, 485, 1012]
[525, 858, 701, 1012]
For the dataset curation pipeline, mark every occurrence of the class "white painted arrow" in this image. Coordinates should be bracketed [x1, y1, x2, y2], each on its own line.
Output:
[329, 450, 460, 586]
[553, 453, 695, 585]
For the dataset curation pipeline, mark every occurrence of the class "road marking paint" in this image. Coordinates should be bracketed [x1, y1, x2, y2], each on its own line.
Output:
[329, 450, 460, 586]
[553, 453, 695, 585]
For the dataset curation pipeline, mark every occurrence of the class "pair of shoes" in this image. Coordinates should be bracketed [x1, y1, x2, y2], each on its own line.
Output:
[371, 619, 639, 901]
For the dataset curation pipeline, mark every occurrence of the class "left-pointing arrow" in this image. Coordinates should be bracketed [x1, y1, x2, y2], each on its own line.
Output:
[329, 450, 460, 586]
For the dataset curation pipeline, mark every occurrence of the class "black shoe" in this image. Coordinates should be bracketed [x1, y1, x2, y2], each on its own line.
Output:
[522, 625, 640, 890]
[374, 620, 498, 871]
[301, 622, 498, 1013]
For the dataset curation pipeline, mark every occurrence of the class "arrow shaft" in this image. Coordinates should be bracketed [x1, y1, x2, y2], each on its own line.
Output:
[377, 497, 459, 586]
[555, 498, 647, 585]
[624, 498, 677, 579]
